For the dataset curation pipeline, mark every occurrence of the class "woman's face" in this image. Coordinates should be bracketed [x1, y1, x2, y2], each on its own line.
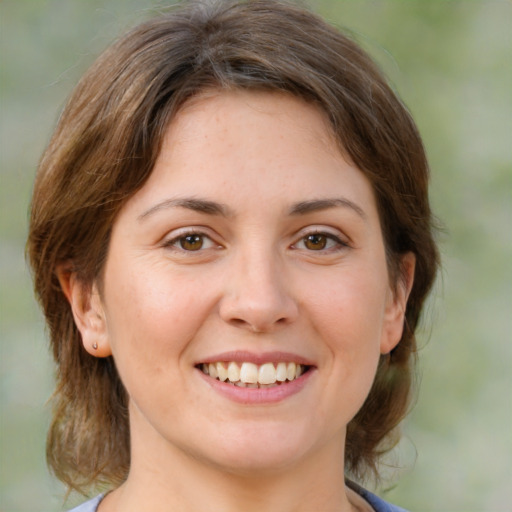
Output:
[79, 90, 411, 474]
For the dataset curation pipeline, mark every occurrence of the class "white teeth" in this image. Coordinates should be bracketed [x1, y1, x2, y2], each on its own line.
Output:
[240, 362, 258, 384]
[208, 363, 218, 379]
[227, 361, 240, 382]
[276, 362, 287, 382]
[258, 362, 277, 384]
[216, 362, 228, 381]
[200, 361, 308, 387]
[286, 362, 296, 381]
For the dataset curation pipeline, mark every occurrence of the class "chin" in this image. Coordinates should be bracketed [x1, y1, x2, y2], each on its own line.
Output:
[195, 420, 318, 475]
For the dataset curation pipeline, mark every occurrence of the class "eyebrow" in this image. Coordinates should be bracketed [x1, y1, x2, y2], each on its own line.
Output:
[138, 196, 366, 222]
[138, 197, 232, 221]
[289, 198, 367, 220]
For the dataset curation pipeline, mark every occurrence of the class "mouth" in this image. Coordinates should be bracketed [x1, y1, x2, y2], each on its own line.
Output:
[196, 361, 312, 389]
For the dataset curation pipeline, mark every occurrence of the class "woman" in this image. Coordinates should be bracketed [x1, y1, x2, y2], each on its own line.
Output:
[27, 1, 439, 511]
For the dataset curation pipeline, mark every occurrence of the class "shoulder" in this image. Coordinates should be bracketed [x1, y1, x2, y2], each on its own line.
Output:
[67, 495, 104, 512]
[348, 481, 409, 512]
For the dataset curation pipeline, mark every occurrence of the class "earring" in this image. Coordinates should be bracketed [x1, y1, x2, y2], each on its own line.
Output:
[92, 342, 98, 350]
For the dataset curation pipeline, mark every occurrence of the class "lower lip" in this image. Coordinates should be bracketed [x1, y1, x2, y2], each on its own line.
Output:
[196, 368, 315, 405]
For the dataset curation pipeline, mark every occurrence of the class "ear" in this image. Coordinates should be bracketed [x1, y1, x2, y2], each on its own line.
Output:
[380, 252, 416, 355]
[57, 265, 112, 358]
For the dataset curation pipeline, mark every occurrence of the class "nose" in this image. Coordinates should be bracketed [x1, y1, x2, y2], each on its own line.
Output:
[219, 250, 299, 333]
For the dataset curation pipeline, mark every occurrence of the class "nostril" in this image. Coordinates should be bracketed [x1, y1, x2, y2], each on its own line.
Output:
[219, 287, 299, 332]
[230, 318, 248, 328]
[227, 315, 291, 333]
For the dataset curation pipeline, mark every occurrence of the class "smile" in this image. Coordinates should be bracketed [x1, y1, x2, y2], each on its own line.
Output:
[199, 361, 308, 388]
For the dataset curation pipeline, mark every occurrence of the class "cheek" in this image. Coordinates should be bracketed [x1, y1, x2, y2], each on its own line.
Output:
[101, 262, 217, 380]
[305, 268, 387, 392]
[309, 271, 387, 344]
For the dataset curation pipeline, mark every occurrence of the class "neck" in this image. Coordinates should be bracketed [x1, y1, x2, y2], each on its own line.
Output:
[101, 415, 356, 512]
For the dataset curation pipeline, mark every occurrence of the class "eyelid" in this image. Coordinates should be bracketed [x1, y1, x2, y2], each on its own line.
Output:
[161, 226, 222, 251]
[291, 226, 350, 251]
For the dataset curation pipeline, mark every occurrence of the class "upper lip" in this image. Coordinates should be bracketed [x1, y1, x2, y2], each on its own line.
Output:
[196, 350, 316, 367]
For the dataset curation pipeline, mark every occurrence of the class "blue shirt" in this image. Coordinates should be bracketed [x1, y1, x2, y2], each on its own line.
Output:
[67, 488, 409, 511]
[358, 487, 409, 512]
[67, 495, 103, 512]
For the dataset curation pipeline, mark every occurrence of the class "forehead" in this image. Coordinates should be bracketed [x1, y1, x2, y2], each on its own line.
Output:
[119, 89, 378, 221]
[170, 88, 339, 157]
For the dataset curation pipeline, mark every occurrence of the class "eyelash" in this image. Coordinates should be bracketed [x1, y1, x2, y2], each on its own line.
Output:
[163, 230, 218, 252]
[162, 229, 348, 254]
[292, 230, 349, 253]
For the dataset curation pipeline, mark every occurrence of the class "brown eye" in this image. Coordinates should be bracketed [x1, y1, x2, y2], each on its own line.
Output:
[303, 234, 327, 250]
[179, 234, 204, 251]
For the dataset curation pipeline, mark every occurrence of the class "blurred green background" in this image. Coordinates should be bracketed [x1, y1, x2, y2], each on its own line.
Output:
[1, 0, 510, 511]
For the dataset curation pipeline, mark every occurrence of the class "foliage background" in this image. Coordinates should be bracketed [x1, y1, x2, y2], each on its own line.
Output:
[1, 0, 510, 510]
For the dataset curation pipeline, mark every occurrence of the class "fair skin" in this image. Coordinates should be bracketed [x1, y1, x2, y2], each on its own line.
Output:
[62, 90, 414, 512]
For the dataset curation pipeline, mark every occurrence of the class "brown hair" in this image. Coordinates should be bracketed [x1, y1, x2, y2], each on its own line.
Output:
[28, 0, 439, 494]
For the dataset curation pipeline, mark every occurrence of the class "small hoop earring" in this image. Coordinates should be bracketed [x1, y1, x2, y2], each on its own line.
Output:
[92, 342, 98, 350]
